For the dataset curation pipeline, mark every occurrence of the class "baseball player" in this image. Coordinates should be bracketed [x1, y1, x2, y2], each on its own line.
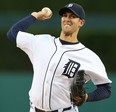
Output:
[7, 3, 112, 112]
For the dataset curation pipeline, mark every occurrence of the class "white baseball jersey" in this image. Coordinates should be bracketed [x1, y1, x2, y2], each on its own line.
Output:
[16, 31, 111, 111]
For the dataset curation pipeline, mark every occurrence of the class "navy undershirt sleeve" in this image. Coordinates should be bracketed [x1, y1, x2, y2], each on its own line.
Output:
[87, 83, 111, 102]
[7, 15, 36, 43]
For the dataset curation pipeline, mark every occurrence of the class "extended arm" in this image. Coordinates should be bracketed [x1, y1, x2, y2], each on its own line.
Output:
[71, 69, 111, 106]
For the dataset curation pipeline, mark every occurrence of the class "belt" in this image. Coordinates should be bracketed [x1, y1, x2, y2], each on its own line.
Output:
[35, 106, 71, 112]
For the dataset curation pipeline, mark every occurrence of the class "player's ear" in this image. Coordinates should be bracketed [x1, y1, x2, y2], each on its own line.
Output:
[79, 19, 85, 27]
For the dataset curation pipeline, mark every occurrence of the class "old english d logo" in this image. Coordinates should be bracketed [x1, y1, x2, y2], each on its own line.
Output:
[62, 59, 80, 78]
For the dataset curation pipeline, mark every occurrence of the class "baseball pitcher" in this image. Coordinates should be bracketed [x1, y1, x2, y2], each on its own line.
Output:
[7, 3, 112, 112]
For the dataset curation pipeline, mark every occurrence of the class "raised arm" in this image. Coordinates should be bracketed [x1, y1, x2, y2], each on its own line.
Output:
[7, 7, 53, 43]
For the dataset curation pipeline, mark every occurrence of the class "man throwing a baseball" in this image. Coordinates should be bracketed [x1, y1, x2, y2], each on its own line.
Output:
[7, 3, 112, 112]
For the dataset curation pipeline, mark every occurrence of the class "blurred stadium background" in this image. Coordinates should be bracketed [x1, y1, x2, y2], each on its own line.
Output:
[0, 0, 116, 112]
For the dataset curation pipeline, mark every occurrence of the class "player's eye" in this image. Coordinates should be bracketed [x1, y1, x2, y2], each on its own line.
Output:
[62, 13, 67, 17]
[70, 15, 77, 19]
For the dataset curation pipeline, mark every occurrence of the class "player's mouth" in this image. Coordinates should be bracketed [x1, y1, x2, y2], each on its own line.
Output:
[65, 24, 71, 27]
[64, 23, 72, 27]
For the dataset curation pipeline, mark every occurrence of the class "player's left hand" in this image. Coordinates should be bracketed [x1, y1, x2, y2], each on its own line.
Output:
[70, 70, 86, 106]
[74, 93, 88, 103]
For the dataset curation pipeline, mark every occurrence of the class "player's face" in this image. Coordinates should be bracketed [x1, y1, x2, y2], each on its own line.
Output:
[61, 11, 84, 35]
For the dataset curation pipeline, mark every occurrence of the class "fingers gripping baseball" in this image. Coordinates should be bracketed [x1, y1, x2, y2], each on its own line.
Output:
[31, 7, 53, 20]
[42, 7, 52, 17]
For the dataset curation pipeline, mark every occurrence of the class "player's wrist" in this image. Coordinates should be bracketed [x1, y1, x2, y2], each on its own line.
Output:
[31, 12, 39, 19]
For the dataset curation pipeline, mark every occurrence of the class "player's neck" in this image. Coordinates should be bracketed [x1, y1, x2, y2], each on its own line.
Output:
[59, 32, 78, 43]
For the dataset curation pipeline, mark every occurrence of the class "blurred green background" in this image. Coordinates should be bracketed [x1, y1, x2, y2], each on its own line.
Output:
[0, 0, 116, 112]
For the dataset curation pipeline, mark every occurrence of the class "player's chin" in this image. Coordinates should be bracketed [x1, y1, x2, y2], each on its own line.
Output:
[62, 27, 71, 32]
[63, 30, 72, 36]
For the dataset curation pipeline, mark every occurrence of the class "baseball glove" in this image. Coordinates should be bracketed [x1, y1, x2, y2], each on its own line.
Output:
[70, 70, 86, 106]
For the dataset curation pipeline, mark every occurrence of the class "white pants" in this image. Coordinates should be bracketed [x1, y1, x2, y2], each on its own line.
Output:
[30, 103, 79, 112]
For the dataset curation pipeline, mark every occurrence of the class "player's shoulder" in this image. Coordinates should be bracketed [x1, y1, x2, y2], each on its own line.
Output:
[35, 34, 55, 41]
[80, 43, 101, 60]
[35, 34, 54, 38]
[85, 46, 101, 61]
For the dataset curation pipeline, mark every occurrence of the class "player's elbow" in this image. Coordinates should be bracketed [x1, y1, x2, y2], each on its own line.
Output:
[106, 88, 112, 98]
[7, 29, 16, 43]
[104, 84, 112, 99]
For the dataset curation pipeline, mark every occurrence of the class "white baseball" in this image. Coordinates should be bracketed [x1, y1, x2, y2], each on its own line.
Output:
[41, 7, 52, 17]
